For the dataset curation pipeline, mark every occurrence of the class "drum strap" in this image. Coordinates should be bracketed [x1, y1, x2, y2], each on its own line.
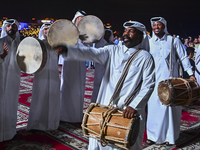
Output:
[108, 49, 142, 107]
[169, 37, 184, 77]
[169, 37, 175, 77]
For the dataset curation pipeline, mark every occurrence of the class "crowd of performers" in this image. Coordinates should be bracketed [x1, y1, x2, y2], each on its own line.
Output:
[0, 9, 200, 150]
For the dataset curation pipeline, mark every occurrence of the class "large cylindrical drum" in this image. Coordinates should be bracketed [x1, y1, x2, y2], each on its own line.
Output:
[16, 37, 47, 74]
[77, 15, 104, 44]
[82, 103, 140, 150]
[47, 19, 79, 47]
[158, 78, 200, 106]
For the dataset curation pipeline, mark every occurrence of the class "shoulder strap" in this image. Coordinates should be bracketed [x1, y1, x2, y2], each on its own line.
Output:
[169, 37, 175, 77]
[108, 49, 142, 106]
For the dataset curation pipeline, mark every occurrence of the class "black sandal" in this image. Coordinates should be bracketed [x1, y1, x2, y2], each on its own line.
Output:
[144, 139, 155, 145]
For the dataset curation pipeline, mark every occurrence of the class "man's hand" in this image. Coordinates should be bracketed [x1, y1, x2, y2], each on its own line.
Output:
[122, 106, 137, 119]
[1, 43, 8, 59]
[55, 46, 63, 54]
[190, 75, 196, 81]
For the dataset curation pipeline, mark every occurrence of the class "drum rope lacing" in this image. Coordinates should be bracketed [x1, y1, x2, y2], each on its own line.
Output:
[82, 103, 136, 149]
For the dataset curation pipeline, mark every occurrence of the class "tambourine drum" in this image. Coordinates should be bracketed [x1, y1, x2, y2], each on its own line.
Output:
[82, 103, 140, 150]
[16, 37, 47, 74]
[47, 19, 79, 47]
[77, 15, 104, 43]
[158, 78, 200, 106]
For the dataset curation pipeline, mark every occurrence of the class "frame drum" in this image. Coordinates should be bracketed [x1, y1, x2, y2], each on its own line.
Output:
[47, 19, 79, 47]
[77, 15, 104, 43]
[16, 37, 47, 74]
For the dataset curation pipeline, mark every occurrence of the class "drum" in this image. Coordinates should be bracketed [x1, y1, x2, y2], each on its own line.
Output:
[82, 103, 140, 149]
[16, 37, 47, 74]
[47, 19, 79, 47]
[158, 78, 200, 106]
[77, 15, 104, 43]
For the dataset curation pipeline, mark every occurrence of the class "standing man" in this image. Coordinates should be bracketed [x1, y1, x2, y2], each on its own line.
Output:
[0, 19, 21, 141]
[60, 10, 88, 123]
[146, 17, 195, 146]
[27, 23, 60, 131]
[57, 21, 155, 150]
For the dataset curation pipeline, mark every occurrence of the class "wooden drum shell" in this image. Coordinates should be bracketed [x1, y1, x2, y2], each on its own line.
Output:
[158, 78, 200, 106]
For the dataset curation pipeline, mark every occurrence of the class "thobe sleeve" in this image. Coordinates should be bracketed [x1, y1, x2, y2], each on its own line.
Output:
[175, 39, 193, 76]
[62, 45, 110, 65]
[128, 55, 155, 111]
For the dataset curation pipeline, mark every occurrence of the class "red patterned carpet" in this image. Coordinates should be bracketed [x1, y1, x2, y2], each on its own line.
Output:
[0, 66, 200, 150]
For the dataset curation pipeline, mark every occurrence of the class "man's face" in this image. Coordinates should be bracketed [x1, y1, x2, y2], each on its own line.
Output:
[42, 27, 49, 40]
[122, 27, 142, 48]
[152, 22, 165, 37]
[5, 23, 18, 37]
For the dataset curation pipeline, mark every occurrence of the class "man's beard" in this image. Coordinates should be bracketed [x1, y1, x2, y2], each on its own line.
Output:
[6, 29, 17, 36]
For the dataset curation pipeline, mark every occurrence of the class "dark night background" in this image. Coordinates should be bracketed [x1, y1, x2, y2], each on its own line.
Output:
[1, 0, 199, 38]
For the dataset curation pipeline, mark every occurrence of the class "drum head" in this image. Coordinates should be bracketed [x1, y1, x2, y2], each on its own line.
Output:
[47, 19, 79, 47]
[77, 15, 104, 43]
[16, 37, 47, 74]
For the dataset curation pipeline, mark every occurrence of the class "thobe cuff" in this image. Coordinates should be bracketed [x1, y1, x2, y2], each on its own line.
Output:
[186, 68, 193, 76]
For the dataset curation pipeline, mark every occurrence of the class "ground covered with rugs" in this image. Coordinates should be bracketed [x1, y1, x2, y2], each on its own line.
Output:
[0, 66, 200, 150]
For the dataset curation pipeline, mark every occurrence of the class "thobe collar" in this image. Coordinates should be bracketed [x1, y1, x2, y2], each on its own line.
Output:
[123, 45, 140, 55]
[153, 33, 167, 42]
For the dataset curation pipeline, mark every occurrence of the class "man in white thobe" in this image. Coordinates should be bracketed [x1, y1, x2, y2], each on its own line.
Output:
[195, 45, 200, 85]
[57, 21, 155, 150]
[60, 10, 89, 123]
[0, 19, 21, 142]
[146, 17, 195, 146]
[27, 23, 60, 131]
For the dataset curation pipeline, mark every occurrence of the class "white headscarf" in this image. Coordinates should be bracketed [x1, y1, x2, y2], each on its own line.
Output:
[38, 23, 51, 40]
[123, 21, 149, 51]
[1, 19, 20, 39]
[150, 17, 168, 38]
[72, 10, 87, 24]
[103, 28, 114, 44]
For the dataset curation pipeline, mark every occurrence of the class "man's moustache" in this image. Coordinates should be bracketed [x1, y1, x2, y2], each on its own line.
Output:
[122, 35, 131, 42]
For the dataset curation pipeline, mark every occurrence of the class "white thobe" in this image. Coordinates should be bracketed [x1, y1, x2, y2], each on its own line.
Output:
[60, 40, 87, 122]
[0, 36, 21, 142]
[147, 34, 193, 144]
[27, 40, 60, 131]
[195, 45, 200, 85]
[63, 44, 155, 150]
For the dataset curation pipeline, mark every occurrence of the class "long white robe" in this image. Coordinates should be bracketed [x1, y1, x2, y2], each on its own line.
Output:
[195, 45, 200, 85]
[147, 34, 193, 144]
[60, 40, 87, 122]
[27, 40, 60, 131]
[0, 35, 21, 142]
[63, 44, 155, 150]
